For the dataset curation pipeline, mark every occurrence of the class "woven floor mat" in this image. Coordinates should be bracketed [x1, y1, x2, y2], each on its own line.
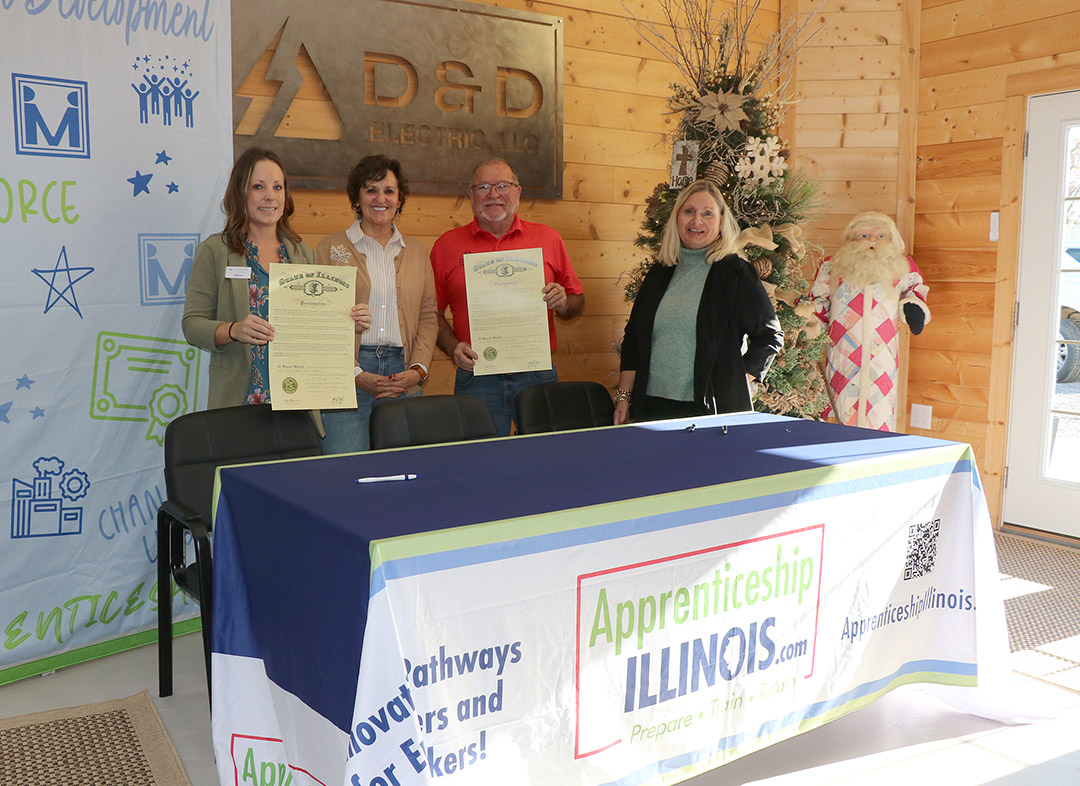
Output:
[0, 690, 192, 786]
[996, 531, 1080, 693]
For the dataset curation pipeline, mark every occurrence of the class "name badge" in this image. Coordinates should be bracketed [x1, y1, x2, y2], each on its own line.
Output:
[225, 266, 251, 280]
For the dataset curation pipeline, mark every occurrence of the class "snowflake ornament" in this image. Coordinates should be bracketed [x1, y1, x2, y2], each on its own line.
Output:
[735, 136, 787, 186]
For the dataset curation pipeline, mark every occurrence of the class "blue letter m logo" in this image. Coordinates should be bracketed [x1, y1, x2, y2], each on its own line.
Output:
[139, 233, 201, 306]
[12, 74, 91, 159]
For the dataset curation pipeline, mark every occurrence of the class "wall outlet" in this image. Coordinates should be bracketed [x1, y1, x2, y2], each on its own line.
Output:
[910, 403, 933, 430]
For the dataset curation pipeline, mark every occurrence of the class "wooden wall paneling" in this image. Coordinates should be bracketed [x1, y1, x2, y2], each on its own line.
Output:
[914, 247, 999, 283]
[559, 162, 673, 206]
[1006, 63, 1080, 97]
[795, 79, 901, 114]
[798, 0, 901, 13]
[564, 49, 681, 96]
[916, 138, 1003, 180]
[795, 113, 900, 147]
[908, 379, 990, 410]
[914, 175, 1002, 215]
[554, 315, 627, 354]
[795, 47, 902, 81]
[532, 0, 780, 28]
[562, 239, 645, 275]
[795, 148, 898, 181]
[896, 0, 917, 236]
[914, 211, 994, 248]
[916, 102, 1004, 146]
[921, 10, 1080, 78]
[561, 162, 619, 204]
[564, 124, 669, 170]
[816, 181, 898, 212]
[907, 347, 991, 388]
[612, 165, 669, 205]
[563, 86, 674, 133]
[578, 285, 636, 315]
[806, 11, 902, 47]
[919, 52, 1080, 112]
[909, 314, 993, 353]
[921, 0, 1069, 43]
[892, 0, 918, 434]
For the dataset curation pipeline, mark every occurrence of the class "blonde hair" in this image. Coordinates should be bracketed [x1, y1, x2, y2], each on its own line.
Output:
[657, 180, 741, 266]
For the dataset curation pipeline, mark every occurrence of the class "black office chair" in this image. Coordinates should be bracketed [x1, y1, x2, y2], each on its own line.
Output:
[157, 404, 323, 706]
[369, 395, 498, 449]
[513, 381, 615, 435]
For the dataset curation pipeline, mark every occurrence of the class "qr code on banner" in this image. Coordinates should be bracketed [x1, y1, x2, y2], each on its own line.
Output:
[904, 518, 940, 580]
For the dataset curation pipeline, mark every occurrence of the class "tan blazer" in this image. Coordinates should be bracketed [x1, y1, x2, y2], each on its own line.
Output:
[314, 229, 437, 395]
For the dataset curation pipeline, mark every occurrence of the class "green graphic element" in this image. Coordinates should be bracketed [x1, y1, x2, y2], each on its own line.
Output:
[282, 377, 298, 394]
[90, 332, 201, 445]
[483, 346, 497, 361]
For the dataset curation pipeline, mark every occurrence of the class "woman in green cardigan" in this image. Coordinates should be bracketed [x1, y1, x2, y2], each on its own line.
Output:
[182, 148, 370, 409]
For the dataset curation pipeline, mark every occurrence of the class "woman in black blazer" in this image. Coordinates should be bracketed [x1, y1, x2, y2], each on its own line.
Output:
[614, 180, 783, 423]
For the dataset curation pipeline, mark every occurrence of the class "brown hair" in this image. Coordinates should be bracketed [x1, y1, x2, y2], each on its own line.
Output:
[220, 148, 301, 254]
[346, 154, 409, 219]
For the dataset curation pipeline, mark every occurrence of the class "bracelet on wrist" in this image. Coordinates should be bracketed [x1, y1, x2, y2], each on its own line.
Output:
[613, 388, 632, 404]
[354, 366, 364, 377]
[227, 321, 236, 341]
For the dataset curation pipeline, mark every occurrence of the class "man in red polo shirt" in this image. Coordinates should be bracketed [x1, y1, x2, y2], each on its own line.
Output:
[430, 158, 585, 435]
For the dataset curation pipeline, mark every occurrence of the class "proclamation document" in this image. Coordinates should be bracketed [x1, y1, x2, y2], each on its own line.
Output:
[268, 263, 356, 410]
[464, 248, 552, 375]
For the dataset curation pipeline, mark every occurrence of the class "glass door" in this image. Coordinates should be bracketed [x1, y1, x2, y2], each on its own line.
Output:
[1003, 90, 1080, 538]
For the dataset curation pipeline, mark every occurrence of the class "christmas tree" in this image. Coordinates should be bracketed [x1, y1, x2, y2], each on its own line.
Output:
[626, 0, 828, 418]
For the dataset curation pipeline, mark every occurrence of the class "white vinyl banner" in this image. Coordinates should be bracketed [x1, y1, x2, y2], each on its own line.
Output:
[0, 0, 231, 679]
[340, 459, 988, 786]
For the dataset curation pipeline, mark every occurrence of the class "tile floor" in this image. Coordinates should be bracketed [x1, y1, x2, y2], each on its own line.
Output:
[1, 532, 1079, 786]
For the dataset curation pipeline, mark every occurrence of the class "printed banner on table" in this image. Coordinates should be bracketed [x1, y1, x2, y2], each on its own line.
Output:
[338, 458, 980, 786]
[0, 1, 232, 678]
[210, 439, 992, 786]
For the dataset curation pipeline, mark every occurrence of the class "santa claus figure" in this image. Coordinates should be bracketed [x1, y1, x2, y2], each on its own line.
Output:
[811, 211, 930, 431]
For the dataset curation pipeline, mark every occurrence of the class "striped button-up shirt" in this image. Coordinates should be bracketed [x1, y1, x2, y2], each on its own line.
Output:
[346, 221, 404, 347]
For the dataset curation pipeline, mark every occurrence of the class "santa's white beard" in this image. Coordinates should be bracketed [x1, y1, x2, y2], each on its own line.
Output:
[831, 241, 910, 290]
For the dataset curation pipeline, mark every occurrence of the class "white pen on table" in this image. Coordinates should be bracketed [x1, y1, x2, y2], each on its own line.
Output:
[356, 474, 418, 484]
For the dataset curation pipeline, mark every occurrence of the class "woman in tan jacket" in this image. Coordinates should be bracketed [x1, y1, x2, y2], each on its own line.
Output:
[315, 155, 438, 452]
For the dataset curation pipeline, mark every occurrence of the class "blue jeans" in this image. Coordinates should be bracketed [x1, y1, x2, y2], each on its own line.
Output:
[454, 367, 558, 436]
[322, 346, 415, 453]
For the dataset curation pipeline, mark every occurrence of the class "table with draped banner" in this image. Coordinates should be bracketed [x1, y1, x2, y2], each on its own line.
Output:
[209, 412, 1007, 786]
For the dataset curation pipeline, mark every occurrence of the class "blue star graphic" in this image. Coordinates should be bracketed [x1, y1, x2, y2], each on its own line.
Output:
[16, 374, 34, 390]
[155, 149, 172, 165]
[128, 170, 152, 196]
[31, 407, 45, 420]
[167, 182, 179, 194]
[0, 402, 11, 424]
[32, 246, 95, 318]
